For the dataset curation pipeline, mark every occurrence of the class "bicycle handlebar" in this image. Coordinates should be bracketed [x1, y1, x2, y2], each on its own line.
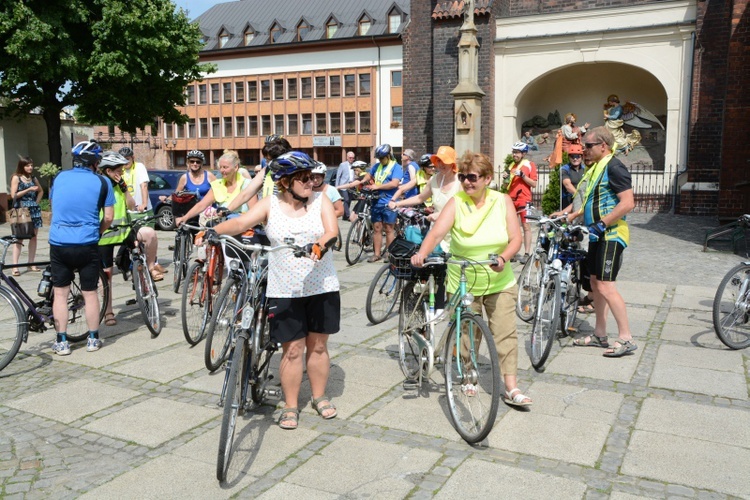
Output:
[420, 253, 500, 268]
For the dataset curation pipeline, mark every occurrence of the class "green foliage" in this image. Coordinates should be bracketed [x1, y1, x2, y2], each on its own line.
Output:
[541, 151, 569, 215]
[0, 0, 215, 164]
[37, 162, 61, 195]
[39, 199, 51, 212]
[499, 154, 513, 194]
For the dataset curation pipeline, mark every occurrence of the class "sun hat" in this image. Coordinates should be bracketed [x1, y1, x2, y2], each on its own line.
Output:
[430, 146, 457, 167]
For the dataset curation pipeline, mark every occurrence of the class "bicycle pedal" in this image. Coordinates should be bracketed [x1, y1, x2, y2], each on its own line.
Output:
[125, 298, 137, 305]
[265, 388, 281, 398]
[402, 379, 420, 391]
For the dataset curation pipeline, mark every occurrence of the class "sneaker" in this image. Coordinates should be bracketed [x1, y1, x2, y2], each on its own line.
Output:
[86, 338, 103, 352]
[52, 341, 71, 356]
[518, 253, 530, 265]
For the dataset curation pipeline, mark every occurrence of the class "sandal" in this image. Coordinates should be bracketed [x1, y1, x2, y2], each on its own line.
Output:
[572, 335, 608, 348]
[12, 270, 20, 277]
[311, 395, 337, 419]
[577, 303, 595, 314]
[105, 313, 117, 326]
[603, 338, 638, 358]
[29, 266, 43, 272]
[278, 407, 299, 430]
[152, 263, 169, 274]
[366, 255, 382, 263]
[150, 269, 164, 282]
[504, 388, 532, 407]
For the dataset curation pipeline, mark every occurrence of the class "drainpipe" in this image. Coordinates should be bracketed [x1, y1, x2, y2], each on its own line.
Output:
[371, 35, 381, 148]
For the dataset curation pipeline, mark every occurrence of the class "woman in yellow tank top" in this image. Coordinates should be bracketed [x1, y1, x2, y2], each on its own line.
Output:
[411, 152, 533, 407]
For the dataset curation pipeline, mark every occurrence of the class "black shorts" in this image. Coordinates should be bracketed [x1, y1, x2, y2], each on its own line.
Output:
[268, 291, 340, 344]
[587, 240, 625, 282]
[50, 244, 101, 290]
[99, 244, 117, 269]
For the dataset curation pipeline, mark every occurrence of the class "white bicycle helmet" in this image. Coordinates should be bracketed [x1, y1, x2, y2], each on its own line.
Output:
[311, 162, 327, 175]
[98, 151, 130, 170]
[512, 142, 529, 153]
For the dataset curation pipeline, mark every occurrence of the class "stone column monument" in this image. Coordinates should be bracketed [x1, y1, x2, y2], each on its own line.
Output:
[451, 0, 485, 158]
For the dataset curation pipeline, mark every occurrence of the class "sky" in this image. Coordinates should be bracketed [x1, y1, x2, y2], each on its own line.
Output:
[172, 0, 223, 19]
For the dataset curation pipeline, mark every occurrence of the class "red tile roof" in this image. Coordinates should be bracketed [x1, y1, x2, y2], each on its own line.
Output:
[432, 0, 493, 20]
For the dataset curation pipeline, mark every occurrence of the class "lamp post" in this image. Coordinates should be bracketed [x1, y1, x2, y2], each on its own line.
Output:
[165, 139, 177, 169]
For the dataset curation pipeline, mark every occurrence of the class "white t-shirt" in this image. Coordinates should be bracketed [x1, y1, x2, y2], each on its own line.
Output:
[123, 161, 151, 210]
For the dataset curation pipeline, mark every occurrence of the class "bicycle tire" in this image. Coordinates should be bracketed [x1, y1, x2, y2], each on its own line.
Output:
[0, 287, 27, 372]
[172, 232, 188, 293]
[560, 271, 581, 338]
[397, 282, 427, 380]
[205, 275, 243, 371]
[712, 263, 750, 349]
[365, 263, 402, 324]
[345, 218, 366, 265]
[530, 274, 561, 371]
[133, 258, 162, 336]
[216, 332, 248, 482]
[65, 268, 109, 343]
[516, 254, 543, 323]
[250, 299, 272, 404]
[182, 262, 207, 345]
[443, 311, 501, 444]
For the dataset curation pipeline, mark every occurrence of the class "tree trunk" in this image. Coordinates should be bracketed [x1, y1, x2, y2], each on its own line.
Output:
[42, 107, 63, 168]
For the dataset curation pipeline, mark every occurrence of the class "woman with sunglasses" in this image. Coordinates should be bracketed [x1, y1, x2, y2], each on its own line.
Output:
[209, 151, 340, 430]
[411, 152, 532, 408]
[174, 150, 216, 200]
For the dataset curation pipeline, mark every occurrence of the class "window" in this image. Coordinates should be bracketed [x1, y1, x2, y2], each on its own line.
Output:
[315, 76, 326, 98]
[389, 11, 402, 33]
[287, 114, 298, 135]
[287, 78, 298, 99]
[315, 113, 327, 134]
[329, 75, 340, 97]
[211, 83, 219, 103]
[359, 17, 371, 36]
[274, 114, 284, 135]
[223, 82, 232, 102]
[330, 113, 341, 134]
[211, 117, 220, 137]
[344, 112, 356, 134]
[179, 121, 188, 138]
[274, 79, 284, 100]
[223, 116, 232, 136]
[297, 21, 310, 41]
[359, 74, 371, 96]
[199, 118, 208, 137]
[248, 81, 257, 101]
[244, 29, 254, 45]
[391, 71, 402, 87]
[198, 84, 207, 104]
[236, 116, 245, 136]
[219, 30, 229, 48]
[235, 82, 244, 102]
[301, 113, 312, 135]
[326, 18, 338, 38]
[391, 106, 403, 127]
[344, 75, 356, 96]
[301, 77, 312, 98]
[248, 116, 258, 136]
[260, 80, 270, 100]
[270, 23, 281, 44]
[359, 111, 370, 133]
[186, 85, 196, 105]
[164, 123, 174, 139]
[261, 115, 271, 136]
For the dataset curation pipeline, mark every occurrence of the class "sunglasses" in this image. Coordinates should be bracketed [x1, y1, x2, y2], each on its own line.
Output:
[188, 160, 202, 164]
[584, 142, 602, 149]
[293, 173, 313, 184]
[569, 155, 582, 159]
[458, 173, 480, 183]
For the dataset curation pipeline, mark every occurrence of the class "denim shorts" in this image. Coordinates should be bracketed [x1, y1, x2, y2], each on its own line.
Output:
[370, 203, 397, 224]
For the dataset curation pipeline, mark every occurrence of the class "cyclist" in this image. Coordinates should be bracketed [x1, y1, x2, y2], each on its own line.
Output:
[174, 150, 216, 199]
[411, 152, 532, 407]
[389, 149, 420, 205]
[502, 142, 538, 264]
[208, 151, 340, 430]
[339, 160, 370, 222]
[48, 140, 114, 354]
[98, 151, 161, 327]
[347, 144, 403, 263]
[311, 162, 344, 218]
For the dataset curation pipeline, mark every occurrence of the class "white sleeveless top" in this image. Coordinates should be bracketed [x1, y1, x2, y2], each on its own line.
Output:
[429, 174, 461, 252]
[265, 193, 339, 298]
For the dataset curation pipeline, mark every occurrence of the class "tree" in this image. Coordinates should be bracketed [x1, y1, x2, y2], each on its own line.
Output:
[541, 152, 569, 215]
[0, 0, 214, 167]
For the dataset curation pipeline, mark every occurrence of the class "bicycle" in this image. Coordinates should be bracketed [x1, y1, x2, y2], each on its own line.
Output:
[344, 189, 379, 265]
[528, 216, 588, 371]
[516, 211, 553, 323]
[712, 214, 750, 349]
[105, 213, 162, 337]
[395, 252, 502, 444]
[0, 236, 109, 371]
[365, 207, 430, 324]
[214, 234, 327, 482]
[170, 191, 199, 293]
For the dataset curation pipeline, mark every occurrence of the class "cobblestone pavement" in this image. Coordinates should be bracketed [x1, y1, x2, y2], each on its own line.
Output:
[1, 212, 749, 499]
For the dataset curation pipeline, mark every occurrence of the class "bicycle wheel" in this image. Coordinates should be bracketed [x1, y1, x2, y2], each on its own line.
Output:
[516, 254, 543, 323]
[713, 263, 750, 349]
[205, 275, 243, 371]
[530, 274, 561, 370]
[133, 258, 162, 336]
[397, 282, 427, 380]
[217, 332, 248, 482]
[345, 219, 366, 265]
[182, 262, 207, 345]
[0, 287, 27, 372]
[560, 274, 581, 338]
[65, 268, 109, 343]
[250, 299, 272, 404]
[172, 232, 190, 293]
[443, 311, 501, 444]
[365, 264, 402, 324]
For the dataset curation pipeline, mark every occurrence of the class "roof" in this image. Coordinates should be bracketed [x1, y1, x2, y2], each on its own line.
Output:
[194, 0, 410, 52]
[432, 0, 494, 20]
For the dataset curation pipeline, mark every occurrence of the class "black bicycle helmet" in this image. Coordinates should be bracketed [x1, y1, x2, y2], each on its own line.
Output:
[269, 151, 316, 181]
[418, 154, 433, 168]
[118, 146, 134, 157]
[72, 140, 103, 166]
[265, 134, 283, 144]
[186, 149, 205, 163]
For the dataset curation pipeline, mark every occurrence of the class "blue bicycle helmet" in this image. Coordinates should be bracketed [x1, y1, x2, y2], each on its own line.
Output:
[269, 151, 315, 181]
[374, 144, 392, 159]
[72, 140, 103, 166]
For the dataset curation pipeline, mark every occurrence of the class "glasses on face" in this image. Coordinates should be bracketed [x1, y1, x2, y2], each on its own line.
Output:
[458, 173, 480, 183]
[584, 142, 602, 149]
[569, 155, 582, 159]
[293, 173, 313, 184]
[188, 160, 202, 165]
[311, 174, 325, 183]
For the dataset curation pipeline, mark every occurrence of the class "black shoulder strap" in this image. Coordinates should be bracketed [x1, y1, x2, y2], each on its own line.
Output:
[97, 174, 109, 210]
